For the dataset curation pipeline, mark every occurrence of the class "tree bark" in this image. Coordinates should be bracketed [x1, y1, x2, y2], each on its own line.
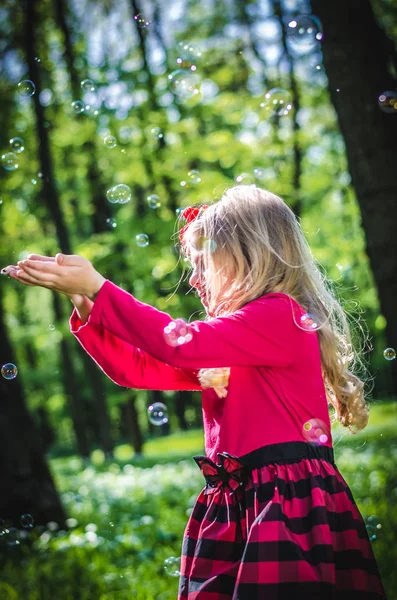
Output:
[311, 0, 397, 395]
[0, 287, 66, 527]
[123, 397, 144, 455]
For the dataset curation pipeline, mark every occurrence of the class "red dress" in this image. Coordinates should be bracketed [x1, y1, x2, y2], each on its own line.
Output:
[71, 281, 387, 599]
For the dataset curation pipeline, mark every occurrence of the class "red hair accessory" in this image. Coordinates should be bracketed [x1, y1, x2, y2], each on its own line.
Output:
[178, 204, 209, 244]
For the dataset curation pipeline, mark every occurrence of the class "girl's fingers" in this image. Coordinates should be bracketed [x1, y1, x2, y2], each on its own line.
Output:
[27, 254, 56, 262]
[1, 265, 18, 275]
[8, 272, 38, 287]
[14, 269, 55, 287]
[17, 259, 61, 274]
[16, 265, 57, 283]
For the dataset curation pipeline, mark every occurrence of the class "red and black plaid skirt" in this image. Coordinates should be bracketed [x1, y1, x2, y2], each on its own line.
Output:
[178, 441, 387, 600]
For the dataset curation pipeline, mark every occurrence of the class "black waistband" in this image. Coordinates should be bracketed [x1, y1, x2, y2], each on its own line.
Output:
[239, 441, 335, 469]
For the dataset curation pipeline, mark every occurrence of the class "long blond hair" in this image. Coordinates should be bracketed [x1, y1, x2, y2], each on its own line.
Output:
[180, 185, 368, 431]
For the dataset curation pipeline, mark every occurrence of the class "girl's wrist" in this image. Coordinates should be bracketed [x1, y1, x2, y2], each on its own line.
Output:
[87, 274, 106, 302]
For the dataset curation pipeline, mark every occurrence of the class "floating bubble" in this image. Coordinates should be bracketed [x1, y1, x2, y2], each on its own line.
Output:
[147, 194, 161, 209]
[168, 69, 200, 99]
[6, 528, 20, 547]
[1, 153, 18, 171]
[81, 79, 96, 92]
[235, 172, 255, 184]
[300, 313, 319, 331]
[34, 56, 41, 63]
[176, 41, 202, 70]
[302, 418, 329, 445]
[106, 184, 131, 204]
[134, 13, 150, 28]
[20, 514, 34, 529]
[378, 91, 397, 114]
[164, 556, 181, 577]
[49, 324, 55, 331]
[1, 363, 18, 380]
[188, 170, 201, 184]
[260, 88, 293, 117]
[104, 135, 117, 148]
[253, 167, 266, 180]
[9, 137, 24, 153]
[164, 319, 193, 347]
[106, 217, 117, 229]
[71, 100, 85, 114]
[136, 233, 149, 247]
[17, 80, 36, 97]
[196, 236, 217, 253]
[150, 126, 163, 139]
[287, 15, 323, 51]
[147, 402, 168, 426]
[383, 347, 396, 361]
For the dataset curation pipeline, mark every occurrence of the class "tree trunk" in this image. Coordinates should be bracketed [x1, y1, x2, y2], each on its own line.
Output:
[123, 397, 144, 455]
[0, 287, 66, 527]
[311, 0, 397, 395]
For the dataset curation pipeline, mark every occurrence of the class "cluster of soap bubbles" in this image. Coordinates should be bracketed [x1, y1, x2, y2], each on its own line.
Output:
[163, 319, 194, 346]
[300, 313, 319, 331]
[163, 556, 181, 577]
[106, 184, 131, 204]
[20, 514, 34, 529]
[260, 88, 293, 117]
[366, 516, 382, 542]
[378, 91, 397, 113]
[383, 348, 396, 361]
[180, 169, 201, 187]
[168, 40, 202, 100]
[302, 418, 329, 445]
[70, 80, 98, 115]
[147, 402, 168, 426]
[1, 136, 25, 171]
[1, 363, 18, 380]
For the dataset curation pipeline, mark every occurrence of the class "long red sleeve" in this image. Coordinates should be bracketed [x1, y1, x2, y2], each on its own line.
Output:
[87, 281, 300, 369]
[70, 309, 201, 391]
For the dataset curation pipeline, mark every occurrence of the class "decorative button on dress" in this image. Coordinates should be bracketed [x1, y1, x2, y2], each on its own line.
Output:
[70, 281, 387, 599]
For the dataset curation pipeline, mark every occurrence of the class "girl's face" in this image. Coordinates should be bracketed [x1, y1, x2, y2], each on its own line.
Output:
[189, 252, 209, 310]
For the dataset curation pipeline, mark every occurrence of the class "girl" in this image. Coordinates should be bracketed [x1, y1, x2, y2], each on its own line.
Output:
[3, 185, 387, 599]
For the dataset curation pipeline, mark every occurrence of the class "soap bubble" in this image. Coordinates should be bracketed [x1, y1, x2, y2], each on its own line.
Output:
[188, 170, 201, 183]
[49, 324, 55, 331]
[106, 184, 131, 204]
[168, 69, 200, 99]
[6, 528, 20, 547]
[1, 153, 18, 171]
[147, 194, 161, 209]
[2, 363, 18, 380]
[260, 88, 293, 117]
[366, 516, 382, 541]
[253, 167, 266, 180]
[20, 514, 34, 529]
[235, 172, 255, 184]
[196, 236, 217, 253]
[300, 313, 319, 331]
[150, 126, 163, 139]
[104, 135, 117, 148]
[287, 15, 323, 51]
[163, 319, 193, 347]
[136, 233, 149, 247]
[134, 14, 150, 28]
[17, 80, 36, 97]
[383, 347, 396, 361]
[176, 41, 202, 70]
[378, 91, 397, 114]
[9, 137, 24, 153]
[81, 79, 96, 92]
[164, 556, 181, 577]
[106, 217, 117, 229]
[302, 418, 329, 445]
[71, 100, 85, 114]
[147, 402, 168, 426]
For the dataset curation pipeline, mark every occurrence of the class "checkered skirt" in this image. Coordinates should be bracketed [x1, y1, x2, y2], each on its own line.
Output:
[178, 442, 386, 600]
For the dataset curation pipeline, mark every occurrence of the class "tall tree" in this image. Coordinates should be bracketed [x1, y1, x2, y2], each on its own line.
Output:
[311, 0, 397, 394]
[0, 285, 66, 526]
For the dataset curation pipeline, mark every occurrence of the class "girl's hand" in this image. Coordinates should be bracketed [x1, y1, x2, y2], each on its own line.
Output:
[3, 253, 106, 301]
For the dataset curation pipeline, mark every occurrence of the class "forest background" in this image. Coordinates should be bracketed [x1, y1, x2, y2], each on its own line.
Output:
[0, 0, 397, 598]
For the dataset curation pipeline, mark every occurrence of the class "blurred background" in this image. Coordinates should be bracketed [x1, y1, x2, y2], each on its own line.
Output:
[0, 0, 397, 598]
